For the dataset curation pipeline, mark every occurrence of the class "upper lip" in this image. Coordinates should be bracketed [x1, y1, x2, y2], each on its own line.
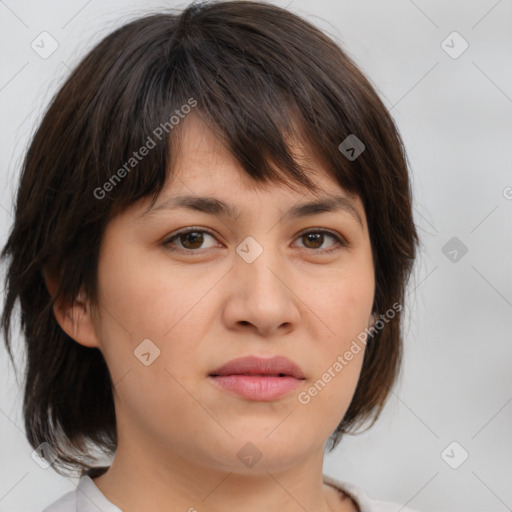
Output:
[209, 355, 306, 379]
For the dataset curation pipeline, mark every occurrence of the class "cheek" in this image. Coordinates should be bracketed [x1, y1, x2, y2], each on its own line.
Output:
[305, 263, 374, 343]
[297, 263, 373, 421]
[94, 243, 206, 434]
[96, 234, 208, 345]
[94, 235, 224, 407]
[296, 303, 367, 439]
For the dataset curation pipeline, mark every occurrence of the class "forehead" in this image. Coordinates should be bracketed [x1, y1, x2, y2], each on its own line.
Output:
[169, 112, 353, 197]
[135, 114, 366, 230]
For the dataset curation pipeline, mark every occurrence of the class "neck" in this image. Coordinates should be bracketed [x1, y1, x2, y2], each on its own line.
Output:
[92, 431, 340, 512]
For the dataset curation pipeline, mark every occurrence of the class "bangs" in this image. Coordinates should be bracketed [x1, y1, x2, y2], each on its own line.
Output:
[91, 8, 364, 221]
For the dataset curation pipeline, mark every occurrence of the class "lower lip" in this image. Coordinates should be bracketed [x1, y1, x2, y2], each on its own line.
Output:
[209, 375, 303, 401]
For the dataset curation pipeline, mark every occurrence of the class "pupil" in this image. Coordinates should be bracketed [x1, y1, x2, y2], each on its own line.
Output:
[183, 232, 203, 249]
[305, 233, 322, 248]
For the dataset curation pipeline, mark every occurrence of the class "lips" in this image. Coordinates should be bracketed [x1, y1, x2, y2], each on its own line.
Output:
[209, 355, 306, 379]
[209, 355, 306, 401]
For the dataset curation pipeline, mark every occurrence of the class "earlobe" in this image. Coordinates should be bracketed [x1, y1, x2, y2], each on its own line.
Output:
[43, 267, 58, 299]
[369, 311, 378, 329]
[42, 268, 101, 349]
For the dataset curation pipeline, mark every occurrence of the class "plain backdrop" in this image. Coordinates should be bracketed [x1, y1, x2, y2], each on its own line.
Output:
[0, 1, 511, 511]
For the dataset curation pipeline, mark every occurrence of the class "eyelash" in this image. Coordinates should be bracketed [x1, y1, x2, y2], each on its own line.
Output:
[162, 227, 348, 255]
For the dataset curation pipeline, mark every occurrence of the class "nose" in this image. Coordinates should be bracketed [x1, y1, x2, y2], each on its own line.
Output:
[221, 239, 300, 337]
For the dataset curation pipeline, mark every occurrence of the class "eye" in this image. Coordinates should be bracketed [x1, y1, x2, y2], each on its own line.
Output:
[163, 228, 219, 253]
[294, 229, 348, 254]
[162, 227, 348, 254]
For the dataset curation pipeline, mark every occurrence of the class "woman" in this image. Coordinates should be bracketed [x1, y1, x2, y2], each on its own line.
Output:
[1, 2, 419, 511]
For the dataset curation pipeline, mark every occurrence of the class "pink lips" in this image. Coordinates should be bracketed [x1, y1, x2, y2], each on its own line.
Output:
[209, 355, 306, 401]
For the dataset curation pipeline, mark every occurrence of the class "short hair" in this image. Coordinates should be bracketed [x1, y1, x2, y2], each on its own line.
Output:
[1, 0, 419, 477]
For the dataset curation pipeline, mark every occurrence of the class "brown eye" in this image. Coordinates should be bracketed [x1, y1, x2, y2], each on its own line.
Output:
[163, 229, 218, 252]
[302, 232, 324, 249]
[179, 231, 204, 250]
[295, 229, 347, 254]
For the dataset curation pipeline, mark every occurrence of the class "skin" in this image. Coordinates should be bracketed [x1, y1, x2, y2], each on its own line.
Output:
[46, 113, 375, 512]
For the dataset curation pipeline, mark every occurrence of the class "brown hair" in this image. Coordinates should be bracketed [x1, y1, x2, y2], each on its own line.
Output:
[0, 0, 419, 478]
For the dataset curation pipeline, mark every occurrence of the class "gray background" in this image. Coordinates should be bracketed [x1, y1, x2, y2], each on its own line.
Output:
[0, 1, 511, 511]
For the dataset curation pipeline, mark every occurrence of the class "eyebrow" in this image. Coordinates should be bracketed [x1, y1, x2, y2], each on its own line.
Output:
[139, 194, 363, 228]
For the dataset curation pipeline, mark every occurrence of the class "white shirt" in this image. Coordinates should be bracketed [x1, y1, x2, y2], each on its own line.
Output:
[41, 473, 419, 512]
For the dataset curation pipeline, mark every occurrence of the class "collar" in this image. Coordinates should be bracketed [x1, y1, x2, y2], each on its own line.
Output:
[77, 475, 123, 512]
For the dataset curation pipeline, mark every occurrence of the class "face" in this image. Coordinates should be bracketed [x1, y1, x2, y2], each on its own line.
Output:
[76, 114, 375, 474]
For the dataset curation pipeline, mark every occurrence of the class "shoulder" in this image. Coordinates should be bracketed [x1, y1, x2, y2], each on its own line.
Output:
[40, 474, 122, 512]
[40, 488, 77, 512]
[323, 473, 420, 512]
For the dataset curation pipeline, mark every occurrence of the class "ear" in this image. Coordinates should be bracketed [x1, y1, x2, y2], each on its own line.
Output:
[43, 268, 101, 349]
[369, 311, 379, 328]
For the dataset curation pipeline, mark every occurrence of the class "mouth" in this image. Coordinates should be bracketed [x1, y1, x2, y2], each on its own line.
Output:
[209, 354, 306, 379]
[210, 372, 300, 378]
[209, 374, 304, 401]
[209, 355, 306, 401]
